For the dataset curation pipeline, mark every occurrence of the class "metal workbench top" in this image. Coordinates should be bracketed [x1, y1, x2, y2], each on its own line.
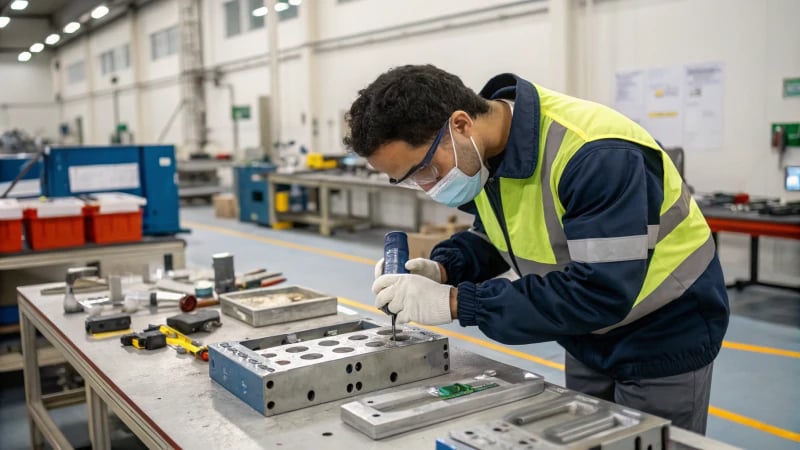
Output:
[17, 283, 736, 449]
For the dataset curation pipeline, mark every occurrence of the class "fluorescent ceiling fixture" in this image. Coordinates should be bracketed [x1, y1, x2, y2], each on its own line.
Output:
[252, 6, 268, 16]
[45, 33, 61, 45]
[91, 5, 109, 19]
[289, 0, 302, 5]
[10, 0, 28, 11]
[64, 22, 81, 34]
[18, 51, 31, 62]
[30, 42, 44, 53]
[0, 17, 9, 29]
[275, 2, 289, 12]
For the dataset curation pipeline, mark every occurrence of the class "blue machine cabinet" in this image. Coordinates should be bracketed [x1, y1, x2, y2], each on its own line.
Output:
[235, 163, 276, 226]
[41, 145, 181, 235]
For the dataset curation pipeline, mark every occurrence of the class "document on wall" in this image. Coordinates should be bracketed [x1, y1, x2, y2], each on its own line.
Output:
[683, 62, 724, 151]
[614, 70, 646, 125]
[643, 66, 684, 148]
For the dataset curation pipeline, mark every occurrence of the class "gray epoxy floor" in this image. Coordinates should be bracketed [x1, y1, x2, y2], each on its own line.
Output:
[1, 205, 798, 450]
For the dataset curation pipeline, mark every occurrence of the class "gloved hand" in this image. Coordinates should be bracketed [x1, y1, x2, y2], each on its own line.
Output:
[372, 274, 453, 325]
[373, 258, 443, 282]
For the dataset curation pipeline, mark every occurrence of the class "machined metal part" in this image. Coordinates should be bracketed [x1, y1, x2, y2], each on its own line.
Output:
[219, 285, 338, 327]
[341, 369, 546, 439]
[209, 322, 449, 416]
[440, 391, 670, 450]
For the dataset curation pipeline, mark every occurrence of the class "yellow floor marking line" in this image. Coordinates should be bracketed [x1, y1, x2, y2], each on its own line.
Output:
[708, 406, 800, 443]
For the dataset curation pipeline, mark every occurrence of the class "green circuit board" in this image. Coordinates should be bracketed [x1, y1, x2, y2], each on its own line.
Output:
[437, 382, 500, 400]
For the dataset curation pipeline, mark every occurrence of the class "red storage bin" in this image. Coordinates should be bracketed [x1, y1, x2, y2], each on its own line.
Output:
[0, 199, 23, 253]
[83, 193, 146, 244]
[21, 198, 86, 250]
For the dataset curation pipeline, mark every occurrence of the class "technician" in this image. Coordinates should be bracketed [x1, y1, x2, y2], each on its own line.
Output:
[344, 65, 729, 434]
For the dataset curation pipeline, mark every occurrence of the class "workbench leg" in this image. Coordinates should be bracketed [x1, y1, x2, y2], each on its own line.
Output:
[267, 180, 278, 227]
[20, 311, 45, 450]
[748, 235, 759, 283]
[320, 185, 332, 236]
[86, 384, 111, 450]
[413, 195, 423, 232]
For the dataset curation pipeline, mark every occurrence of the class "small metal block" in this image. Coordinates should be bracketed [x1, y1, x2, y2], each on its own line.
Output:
[209, 321, 449, 416]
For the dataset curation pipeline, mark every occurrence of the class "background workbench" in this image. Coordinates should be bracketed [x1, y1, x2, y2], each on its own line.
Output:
[17, 282, 737, 450]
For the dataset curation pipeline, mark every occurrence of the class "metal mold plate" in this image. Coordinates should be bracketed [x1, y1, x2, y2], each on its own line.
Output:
[341, 370, 546, 439]
[219, 285, 337, 327]
[209, 322, 449, 416]
[440, 390, 670, 449]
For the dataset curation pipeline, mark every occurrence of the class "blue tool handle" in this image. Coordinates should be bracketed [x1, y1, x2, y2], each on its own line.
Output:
[381, 231, 408, 316]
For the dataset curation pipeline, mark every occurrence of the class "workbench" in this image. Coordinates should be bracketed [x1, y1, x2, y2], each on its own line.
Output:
[0, 237, 186, 373]
[17, 282, 737, 450]
[702, 206, 800, 294]
[267, 171, 429, 236]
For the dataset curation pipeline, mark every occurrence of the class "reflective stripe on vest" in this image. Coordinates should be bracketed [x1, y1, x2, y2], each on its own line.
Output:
[473, 85, 714, 333]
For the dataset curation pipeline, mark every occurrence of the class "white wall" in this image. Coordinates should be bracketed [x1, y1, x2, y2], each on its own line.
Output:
[574, 0, 800, 201]
[0, 55, 59, 139]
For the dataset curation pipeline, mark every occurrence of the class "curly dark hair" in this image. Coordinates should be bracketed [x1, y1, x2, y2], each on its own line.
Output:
[344, 65, 490, 157]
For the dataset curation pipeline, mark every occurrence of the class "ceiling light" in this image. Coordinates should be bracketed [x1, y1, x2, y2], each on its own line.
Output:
[18, 51, 31, 62]
[45, 34, 61, 45]
[275, 2, 289, 12]
[64, 22, 81, 34]
[289, 0, 302, 5]
[252, 6, 268, 16]
[0, 17, 9, 29]
[30, 43, 44, 53]
[10, 0, 28, 11]
[91, 5, 109, 19]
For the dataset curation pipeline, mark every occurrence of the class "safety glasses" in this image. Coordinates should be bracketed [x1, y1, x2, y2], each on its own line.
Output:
[389, 121, 448, 186]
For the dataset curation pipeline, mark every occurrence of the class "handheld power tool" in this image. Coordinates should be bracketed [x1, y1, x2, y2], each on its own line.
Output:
[381, 231, 409, 341]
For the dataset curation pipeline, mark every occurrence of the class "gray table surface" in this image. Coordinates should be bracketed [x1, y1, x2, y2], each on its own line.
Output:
[700, 206, 800, 225]
[18, 283, 735, 449]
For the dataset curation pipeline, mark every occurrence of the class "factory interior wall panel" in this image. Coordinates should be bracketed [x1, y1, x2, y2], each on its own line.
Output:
[140, 83, 183, 146]
[0, 57, 58, 138]
[717, 234, 800, 285]
[573, 0, 800, 201]
[136, 0, 180, 83]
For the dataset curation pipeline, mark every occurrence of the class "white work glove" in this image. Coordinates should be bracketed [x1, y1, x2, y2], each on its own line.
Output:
[373, 258, 442, 282]
[372, 274, 453, 325]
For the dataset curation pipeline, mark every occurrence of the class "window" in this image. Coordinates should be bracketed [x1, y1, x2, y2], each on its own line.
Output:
[151, 25, 179, 60]
[67, 61, 85, 84]
[224, 0, 241, 37]
[248, 0, 264, 30]
[277, 2, 299, 21]
[99, 44, 130, 76]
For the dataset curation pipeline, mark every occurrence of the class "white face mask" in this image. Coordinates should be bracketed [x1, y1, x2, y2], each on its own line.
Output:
[427, 122, 489, 207]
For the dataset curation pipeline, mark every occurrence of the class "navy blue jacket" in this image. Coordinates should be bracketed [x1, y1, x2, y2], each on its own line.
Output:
[431, 75, 730, 380]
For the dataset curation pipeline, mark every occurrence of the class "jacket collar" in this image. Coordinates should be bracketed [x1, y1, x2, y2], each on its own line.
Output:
[478, 73, 541, 179]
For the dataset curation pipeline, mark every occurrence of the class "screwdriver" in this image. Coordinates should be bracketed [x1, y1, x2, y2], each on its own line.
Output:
[381, 231, 409, 342]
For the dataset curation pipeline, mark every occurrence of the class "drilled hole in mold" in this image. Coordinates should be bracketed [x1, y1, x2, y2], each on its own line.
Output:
[267, 401, 275, 410]
[285, 346, 308, 353]
[307, 390, 315, 401]
[266, 380, 274, 389]
[444, 364, 449, 371]
[493, 427, 503, 432]
[367, 400, 374, 404]
[322, 432, 333, 437]
[518, 441, 528, 445]
[318, 340, 339, 346]
[333, 347, 354, 353]
[443, 344, 448, 351]
[300, 353, 323, 360]
[262, 353, 277, 358]
[372, 414, 381, 417]
[355, 362, 362, 371]
[346, 383, 354, 393]
[275, 360, 291, 365]
[465, 431, 474, 435]
[388, 334, 410, 342]
[390, 372, 398, 383]
[348, 334, 368, 341]
[356, 382, 363, 391]
[365, 341, 384, 347]
[444, 352, 449, 359]
[345, 364, 353, 373]
[376, 328, 403, 336]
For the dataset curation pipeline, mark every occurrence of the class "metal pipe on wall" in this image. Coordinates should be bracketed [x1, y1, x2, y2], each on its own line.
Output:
[267, 0, 281, 161]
